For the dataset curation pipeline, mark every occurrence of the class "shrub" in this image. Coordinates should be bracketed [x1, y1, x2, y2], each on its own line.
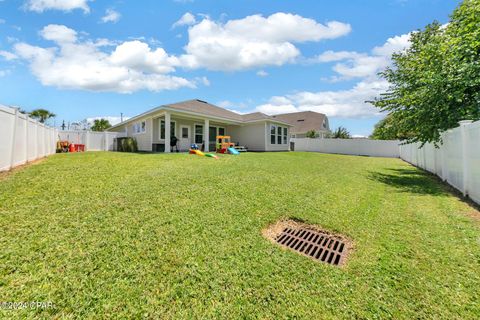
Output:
[118, 137, 138, 152]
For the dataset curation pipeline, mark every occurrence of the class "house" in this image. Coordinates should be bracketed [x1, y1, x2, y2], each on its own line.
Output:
[272, 111, 330, 138]
[107, 99, 293, 152]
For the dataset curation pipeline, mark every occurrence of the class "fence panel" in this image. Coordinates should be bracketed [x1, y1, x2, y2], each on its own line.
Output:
[292, 138, 400, 158]
[466, 121, 480, 204]
[12, 113, 27, 167]
[0, 105, 57, 172]
[399, 120, 479, 205]
[58, 131, 119, 151]
[0, 106, 15, 171]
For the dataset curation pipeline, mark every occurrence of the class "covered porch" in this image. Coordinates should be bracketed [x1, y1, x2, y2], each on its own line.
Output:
[151, 110, 242, 153]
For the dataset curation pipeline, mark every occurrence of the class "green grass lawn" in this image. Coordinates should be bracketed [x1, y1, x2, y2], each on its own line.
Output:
[1, 152, 479, 319]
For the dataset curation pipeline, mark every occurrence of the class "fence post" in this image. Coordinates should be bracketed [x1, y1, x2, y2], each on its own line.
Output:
[459, 120, 473, 196]
[24, 116, 29, 163]
[9, 108, 19, 169]
[85, 131, 90, 151]
[104, 131, 108, 151]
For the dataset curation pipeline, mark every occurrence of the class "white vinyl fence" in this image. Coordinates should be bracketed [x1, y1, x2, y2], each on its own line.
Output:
[400, 120, 480, 204]
[292, 138, 400, 158]
[0, 105, 57, 172]
[58, 131, 119, 151]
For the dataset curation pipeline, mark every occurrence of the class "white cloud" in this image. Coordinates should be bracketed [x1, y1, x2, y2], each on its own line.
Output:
[195, 76, 210, 86]
[256, 79, 389, 118]
[217, 100, 250, 111]
[256, 33, 409, 118]
[256, 70, 268, 77]
[7, 36, 20, 43]
[315, 33, 411, 81]
[181, 13, 351, 71]
[371, 33, 411, 56]
[24, 0, 91, 13]
[0, 69, 10, 77]
[40, 24, 78, 43]
[172, 12, 196, 28]
[14, 24, 195, 93]
[101, 9, 121, 24]
[276, 32, 410, 119]
[314, 50, 361, 62]
[332, 55, 389, 79]
[0, 50, 18, 60]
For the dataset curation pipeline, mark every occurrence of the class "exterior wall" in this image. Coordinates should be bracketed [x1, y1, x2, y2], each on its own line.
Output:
[265, 121, 290, 151]
[109, 114, 291, 152]
[152, 117, 229, 151]
[109, 115, 153, 151]
[226, 122, 267, 151]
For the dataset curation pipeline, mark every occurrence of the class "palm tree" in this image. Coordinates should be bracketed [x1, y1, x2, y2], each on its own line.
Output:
[91, 119, 112, 132]
[306, 130, 319, 138]
[30, 109, 56, 123]
[331, 126, 351, 139]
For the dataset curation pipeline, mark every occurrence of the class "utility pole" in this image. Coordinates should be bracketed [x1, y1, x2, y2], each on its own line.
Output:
[61, 120, 66, 130]
[120, 112, 123, 122]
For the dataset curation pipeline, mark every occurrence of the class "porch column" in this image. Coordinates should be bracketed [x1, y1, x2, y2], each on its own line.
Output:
[204, 119, 209, 152]
[164, 112, 171, 153]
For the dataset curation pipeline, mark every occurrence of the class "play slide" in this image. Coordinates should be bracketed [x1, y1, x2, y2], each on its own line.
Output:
[190, 149, 205, 156]
[189, 149, 219, 159]
[227, 147, 240, 155]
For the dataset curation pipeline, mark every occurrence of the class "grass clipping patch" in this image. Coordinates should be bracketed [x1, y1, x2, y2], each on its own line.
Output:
[263, 219, 353, 267]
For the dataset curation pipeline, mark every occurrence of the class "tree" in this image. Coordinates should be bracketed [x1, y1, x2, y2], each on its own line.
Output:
[371, 0, 480, 145]
[91, 118, 112, 132]
[30, 108, 56, 123]
[331, 126, 351, 139]
[305, 130, 319, 138]
[370, 114, 414, 140]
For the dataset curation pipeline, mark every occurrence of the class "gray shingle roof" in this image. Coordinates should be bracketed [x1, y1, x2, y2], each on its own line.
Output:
[241, 112, 272, 122]
[272, 111, 329, 134]
[166, 99, 244, 121]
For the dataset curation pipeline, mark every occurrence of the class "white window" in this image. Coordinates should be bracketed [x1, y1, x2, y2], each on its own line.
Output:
[133, 121, 146, 134]
[195, 124, 203, 144]
[270, 124, 288, 144]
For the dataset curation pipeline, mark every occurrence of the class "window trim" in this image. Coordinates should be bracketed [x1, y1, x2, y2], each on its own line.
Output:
[180, 125, 190, 139]
[132, 120, 146, 135]
[270, 124, 277, 145]
[270, 124, 288, 145]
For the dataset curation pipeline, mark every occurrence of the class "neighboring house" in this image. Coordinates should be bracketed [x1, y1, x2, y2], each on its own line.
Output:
[272, 111, 330, 138]
[107, 99, 293, 152]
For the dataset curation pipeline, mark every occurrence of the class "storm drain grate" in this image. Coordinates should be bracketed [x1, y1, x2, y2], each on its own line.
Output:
[275, 227, 347, 266]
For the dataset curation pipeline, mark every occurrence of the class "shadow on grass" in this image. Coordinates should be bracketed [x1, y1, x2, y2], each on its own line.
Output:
[368, 168, 447, 196]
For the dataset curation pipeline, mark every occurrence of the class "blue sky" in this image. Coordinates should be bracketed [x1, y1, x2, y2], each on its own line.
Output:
[0, 0, 459, 136]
